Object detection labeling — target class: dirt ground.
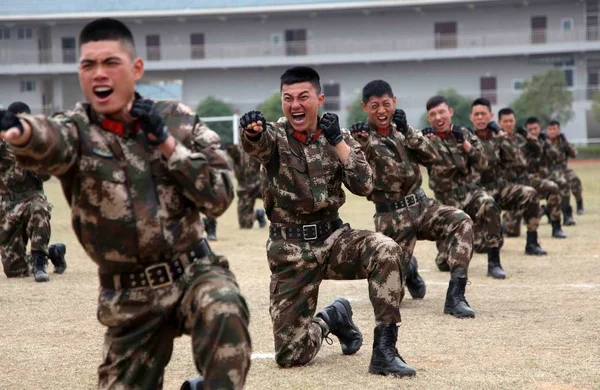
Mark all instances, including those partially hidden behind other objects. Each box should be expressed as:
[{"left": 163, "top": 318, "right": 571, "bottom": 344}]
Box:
[{"left": 1, "top": 164, "right": 598, "bottom": 390}]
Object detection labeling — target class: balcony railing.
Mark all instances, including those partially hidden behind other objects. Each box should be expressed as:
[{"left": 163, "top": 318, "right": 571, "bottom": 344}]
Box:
[{"left": 1, "top": 26, "right": 600, "bottom": 67}]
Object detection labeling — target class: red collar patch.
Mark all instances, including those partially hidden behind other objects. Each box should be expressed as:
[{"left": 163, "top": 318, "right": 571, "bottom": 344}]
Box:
[
  {"left": 436, "top": 131, "right": 452, "bottom": 140},
  {"left": 377, "top": 127, "right": 390, "bottom": 136},
  {"left": 101, "top": 118, "right": 141, "bottom": 136},
  {"left": 476, "top": 129, "right": 493, "bottom": 139},
  {"left": 293, "top": 129, "right": 322, "bottom": 144}
]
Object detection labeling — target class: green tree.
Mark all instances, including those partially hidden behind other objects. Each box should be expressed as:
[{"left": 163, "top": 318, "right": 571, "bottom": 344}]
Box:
[
  {"left": 346, "top": 94, "right": 367, "bottom": 127},
  {"left": 259, "top": 92, "right": 284, "bottom": 122},
  {"left": 419, "top": 88, "right": 472, "bottom": 128},
  {"left": 511, "top": 68, "right": 574, "bottom": 126},
  {"left": 196, "top": 96, "right": 234, "bottom": 145}
]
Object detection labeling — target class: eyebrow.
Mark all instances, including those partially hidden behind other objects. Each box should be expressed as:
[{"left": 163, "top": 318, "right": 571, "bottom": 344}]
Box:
[
  {"left": 79, "top": 56, "right": 122, "bottom": 65},
  {"left": 283, "top": 90, "right": 310, "bottom": 97}
]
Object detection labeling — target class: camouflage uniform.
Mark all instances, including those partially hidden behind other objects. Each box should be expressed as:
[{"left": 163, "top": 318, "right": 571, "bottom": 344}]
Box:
[
  {"left": 474, "top": 129, "right": 542, "bottom": 252},
  {"left": 547, "top": 136, "right": 582, "bottom": 220},
  {"left": 226, "top": 143, "right": 265, "bottom": 228},
  {"left": 0, "top": 140, "right": 52, "bottom": 277},
  {"left": 11, "top": 100, "right": 251, "bottom": 390},
  {"left": 502, "top": 130, "right": 563, "bottom": 236},
  {"left": 241, "top": 117, "right": 404, "bottom": 368},
  {"left": 353, "top": 123, "right": 473, "bottom": 279},
  {"left": 425, "top": 127, "right": 501, "bottom": 263}
]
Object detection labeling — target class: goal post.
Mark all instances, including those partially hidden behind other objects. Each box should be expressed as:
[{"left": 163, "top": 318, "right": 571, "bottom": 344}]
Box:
[{"left": 201, "top": 114, "right": 240, "bottom": 144}]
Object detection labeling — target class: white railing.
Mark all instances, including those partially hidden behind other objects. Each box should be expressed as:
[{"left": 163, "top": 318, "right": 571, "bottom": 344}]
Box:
[{"left": 1, "top": 26, "right": 600, "bottom": 67}]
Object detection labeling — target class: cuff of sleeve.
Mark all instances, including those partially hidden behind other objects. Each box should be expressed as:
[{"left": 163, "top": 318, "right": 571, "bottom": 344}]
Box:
[
  {"left": 9, "top": 116, "right": 40, "bottom": 153},
  {"left": 166, "top": 140, "right": 192, "bottom": 170},
  {"left": 342, "top": 148, "right": 358, "bottom": 171}
]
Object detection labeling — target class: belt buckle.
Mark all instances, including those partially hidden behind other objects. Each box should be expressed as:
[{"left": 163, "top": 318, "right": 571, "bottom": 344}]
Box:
[
  {"left": 144, "top": 263, "right": 173, "bottom": 289},
  {"left": 302, "top": 224, "right": 318, "bottom": 241},
  {"left": 405, "top": 194, "right": 417, "bottom": 207}
]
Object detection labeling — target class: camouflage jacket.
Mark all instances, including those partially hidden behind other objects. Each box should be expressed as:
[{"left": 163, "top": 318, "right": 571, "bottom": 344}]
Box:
[
  {"left": 424, "top": 127, "right": 487, "bottom": 197},
  {"left": 225, "top": 143, "right": 263, "bottom": 192},
  {"left": 503, "top": 130, "right": 541, "bottom": 182},
  {"left": 475, "top": 129, "right": 519, "bottom": 186},
  {"left": 0, "top": 140, "right": 50, "bottom": 195},
  {"left": 546, "top": 136, "right": 577, "bottom": 171},
  {"left": 10, "top": 100, "right": 233, "bottom": 274},
  {"left": 240, "top": 117, "right": 373, "bottom": 224},
  {"left": 352, "top": 122, "right": 437, "bottom": 203}
]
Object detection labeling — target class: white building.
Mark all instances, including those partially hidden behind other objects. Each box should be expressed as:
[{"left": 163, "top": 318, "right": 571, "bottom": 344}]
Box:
[{"left": 1, "top": 0, "right": 599, "bottom": 140}]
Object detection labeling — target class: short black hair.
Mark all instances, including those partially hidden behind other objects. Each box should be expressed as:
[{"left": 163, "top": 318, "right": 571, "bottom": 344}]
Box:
[
  {"left": 471, "top": 97, "right": 492, "bottom": 111},
  {"left": 525, "top": 117, "right": 539, "bottom": 126},
  {"left": 7, "top": 101, "right": 31, "bottom": 114},
  {"left": 79, "top": 18, "right": 136, "bottom": 56},
  {"left": 362, "top": 80, "right": 394, "bottom": 103},
  {"left": 548, "top": 120, "right": 561, "bottom": 127},
  {"left": 280, "top": 66, "right": 321, "bottom": 93},
  {"left": 498, "top": 107, "right": 515, "bottom": 120},
  {"left": 426, "top": 95, "right": 449, "bottom": 112}
]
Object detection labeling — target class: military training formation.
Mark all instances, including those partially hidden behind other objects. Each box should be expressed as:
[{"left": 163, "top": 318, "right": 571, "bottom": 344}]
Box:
[{"left": 0, "top": 17, "right": 589, "bottom": 390}]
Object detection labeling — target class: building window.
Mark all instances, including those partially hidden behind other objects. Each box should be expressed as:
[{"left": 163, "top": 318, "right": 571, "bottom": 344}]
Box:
[
  {"left": 531, "top": 16, "right": 547, "bottom": 44},
  {"left": 62, "top": 37, "right": 76, "bottom": 63},
  {"left": 513, "top": 79, "right": 524, "bottom": 91},
  {"left": 285, "top": 29, "right": 307, "bottom": 56},
  {"left": 190, "top": 33, "right": 205, "bottom": 59},
  {"left": 146, "top": 35, "right": 161, "bottom": 61},
  {"left": 561, "top": 18, "right": 574, "bottom": 32},
  {"left": 588, "top": 72, "right": 599, "bottom": 99},
  {"left": 586, "top": 0, "right": 599, "bottom": 40},
  {"left": 564, "top": 69, "right": 574, "bottom": 87},
  {"left": 434, "top": 22, "right": 457, "bottom": 49},
  {"left": 323, "top": 83, "right": 340, "bottom": 111},
  {"left": 480, "top": 76, "right": 497, "bottom": 105},
  {"left": 20, "top": 80, "right": 36, "bottom": 93},
  {"left": 17, "top": 27, "right": 33, "bottom": 40},
  {"left": 0, "top": 28, "right": 10, "bottom": 40}
]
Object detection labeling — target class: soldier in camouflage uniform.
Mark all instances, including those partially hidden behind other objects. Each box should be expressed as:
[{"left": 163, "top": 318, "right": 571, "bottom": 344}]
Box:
[
  {"left": 0, "top": 102, "right": 67, "bottom": 282},
  {"left": 0, "top": 19, "right": 250, "bottom": 390},
  {"left": 225, "top": 142, "right": 267, "bottom": 229},
  {"left": 469, "top": 98, "right": 547, "bottom": 257},
  {"left": 546, "top": 120, "right": 581, "bottom": 224},
  {"left": 497, "top": 110, "right": 567, "bottom": 239},
  {"left": 423, "top": 95, "right": 506, "bottom": 279},
  {"left": 350, "top": 80, "right": 474, "bottom": 318},
  {"left": 241, "top": 67, "right": 415, "bottom": 378}
]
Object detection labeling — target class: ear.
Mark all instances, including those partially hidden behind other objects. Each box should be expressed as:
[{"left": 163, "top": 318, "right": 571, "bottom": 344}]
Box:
[
  {"left": 392, "top": 96, "right": 397, "bottom": 105},
  {"left": 133, "top": 58, "right": 144, "bottom": 82},
  {"left": 317, "top": 93, "right": 325, "bottom": 107},
  {"left": 360, "top": 101, "right": 368, "bottom": 113},
  {"left": 449, "top": 107, "right": 454, "bottom": 118}
]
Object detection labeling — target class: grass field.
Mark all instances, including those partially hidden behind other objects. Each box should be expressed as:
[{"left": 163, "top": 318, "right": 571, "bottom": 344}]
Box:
[{"left": 1, "top": 164, "right": 599, "bottom": 390}]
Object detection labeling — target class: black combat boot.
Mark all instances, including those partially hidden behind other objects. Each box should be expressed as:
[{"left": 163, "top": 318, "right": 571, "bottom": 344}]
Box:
[
  {"left": 315, "top": 298, "right": 362, "bottom": 355},
  {"left": 31, "top": 251, "right": 50, "bottom": 283},
  {"left": 405, "top": 256, "right": 426, "bottom": 299},
  {"left": 368, "top": 323, "right": 416, "bottom": 378},
  {"left": 48, "top": 243, "right": 67, "bottom": 274},
  {"left": 551, "top": 220, "right": 567, "bottom": 239},
  {"left": 203, "top": 217, "right": 217, "bottom": 241},
  {"left": 436, "top": 261, "right": 450, "bottom": 272},
  {"left": 524, "top": 231, "right": 547, "bottom": 256},
  {"left": 576, "top": 199, "right": 584, "bottom": 215},
  {"left": 541, "top": 204, "right": 551, "bottom": 224},
  {"left": 487, "top": 247, "right": 506, "bottom": 279},
  {"left": 255, "top": 208, "right": 267, "bottom": 228},
  {"left": 180, "top": 376, "right": 204, "bottom": 390},
  {"left": 561, "top": 198, "right": 576, "bottom": 226},
  {"left": 444, "top": 268, "right": 475, "bottom": 318}
]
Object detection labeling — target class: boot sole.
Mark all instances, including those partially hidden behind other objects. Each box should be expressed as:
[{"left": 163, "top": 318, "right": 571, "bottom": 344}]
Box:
[
  {"left": 332, "top": 298, "right": 363, "bottom": 355},
  {"left": 524, "top": 251, "right": 547, "bottom": 256},
  {"left": 486, "top": 273, "right": 506, "bottom": 280},
  {"left": 444, "top": 309, "right": 475, "bottom": 318},
  {"left": 369, "top": 366, "right": 416, "bottom": 378}
]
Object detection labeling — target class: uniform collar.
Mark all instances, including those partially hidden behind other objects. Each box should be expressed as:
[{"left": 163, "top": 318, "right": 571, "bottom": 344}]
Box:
[
  {"left": 436, "top": 130, "right": 452, "bottom": 140},
  {"left": 476, "top": 129, "right": 493, "bottom": 139},
  {"left": 368, "top": 121, "right": 392, "bottom": 136},
  {"left": 286, "top": 118, "right": 322, "bottom": 144},
  {"left": 88, "top": 92, "right": 143, "bottom": 138}
]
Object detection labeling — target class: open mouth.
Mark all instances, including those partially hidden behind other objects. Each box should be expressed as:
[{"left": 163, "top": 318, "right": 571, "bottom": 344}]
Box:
[
  {"left": 93, "top": 86, "right": 113, "bottom": 100},
  {"left": 436, "top": 120, "right": 445, "bottom": 128},
  {"left": 291, "top": 112, "right": 306, "bottom": 123},
  {"left": 377, "top": 115, "right": 388, "bottom": 124}
]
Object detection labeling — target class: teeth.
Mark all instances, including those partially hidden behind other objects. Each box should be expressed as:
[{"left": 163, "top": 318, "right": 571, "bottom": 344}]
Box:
[
  {"left": 94, "top": 87, "right": 112, "bottom": 92},
  {"left": 292, "top": 113, "right": 304, "bottom": 117}
]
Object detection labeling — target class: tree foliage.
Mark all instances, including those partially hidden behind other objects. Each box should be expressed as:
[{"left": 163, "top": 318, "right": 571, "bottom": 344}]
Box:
[
  {"left": 196, "top": 96, "right": 234, "bottom": 145},
  {"left": 346, "top": 94, "right": 367, "bottom": 127},
  {"left": 259, "top": 93, "right": 284, "bottom": 122}
]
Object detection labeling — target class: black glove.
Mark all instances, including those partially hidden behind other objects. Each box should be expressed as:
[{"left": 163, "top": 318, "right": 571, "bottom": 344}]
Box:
[
  {"left": 558, "top": 133, "right": 567, "bottom": 143},
  {"left": 0, "top": 109, "right": 25, "bottom": 135},
  {"left": 487, "top": 121, "right": 502, "bottom": 133},
  {"left": 421, "top": 127, "right": 436, "bottom": 136},
  {"left": 239, "top": 110, "right": 265, "bottom": 137},
  {"left": 319, "top": 113, "right": 343, "bottom": 146},
  {"left": 451, "top": 125, "right": 465, "bottom": 143},
  {"left": 539, "top": 132, "right": 547, "bottom": 140},
  {"left": 130, "top": 99, "right": 168, "bottom": 146},
  {"left": 516, "top": 126, "right": 528, "bottom": 137},
  {"left": 392, "top": 109, "right": 408, "bottom": 134},
  {"left": 349, "top": 121, "right": 369, "bottom": 135}
]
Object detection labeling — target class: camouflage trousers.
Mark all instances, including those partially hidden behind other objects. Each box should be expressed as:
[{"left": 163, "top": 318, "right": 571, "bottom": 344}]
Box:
[
  {"left": 437, "top": 188, "right": 502, "bottom": 252},
  {"left": 564, "top": 167, "right": 583, "bottom": 202},
  {"left": 0, "top": 193, "right": 52, "bottom": 277},
  {"left": 374, "top": 197, "right": 473, "bottom": 279},
  {"left": 97, "top": 255, "right": 251, "bottom": 390},
  {"left": 237, "top": 184, "right": 261, "bottom": 229},
  {"left": 476, "top": 183, "right": 540, "bottom": 249},
  {"left": 267, "top": 223, "right": 403, "bottom": 368},
  {"left": 503, "top": 177, "right": 561, "bottom": 236}
]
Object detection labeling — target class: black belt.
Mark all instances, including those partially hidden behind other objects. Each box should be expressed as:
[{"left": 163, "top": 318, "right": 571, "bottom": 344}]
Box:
[
  {"left": 375, "top": 189, "right": 427, "bottom": 213},
  {"left": 0, "top": 189, "right": 43, "bottom": 202},
  {"left": 269, "top": 218, "right": 343, "bottom": 241},
  {"left": 98, "top": 239, "right": 211, "bottom": 291}
]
